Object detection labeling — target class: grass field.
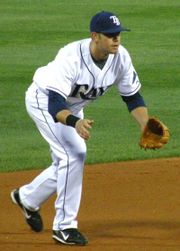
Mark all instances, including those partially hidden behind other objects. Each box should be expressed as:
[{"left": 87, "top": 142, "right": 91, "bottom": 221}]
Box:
[{"left": 0, "top": 0, "right": 180, "bottom": 172}]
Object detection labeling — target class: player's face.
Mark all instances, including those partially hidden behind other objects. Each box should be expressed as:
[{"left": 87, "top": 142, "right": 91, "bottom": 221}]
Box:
[{"left": 97, "top": 32, "right": 121, "bottom": 55}]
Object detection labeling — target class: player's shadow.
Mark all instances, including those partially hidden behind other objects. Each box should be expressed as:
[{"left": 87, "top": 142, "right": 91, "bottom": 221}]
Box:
[{"left": 88, "top": 219, "right": 180, "bottom": 240}]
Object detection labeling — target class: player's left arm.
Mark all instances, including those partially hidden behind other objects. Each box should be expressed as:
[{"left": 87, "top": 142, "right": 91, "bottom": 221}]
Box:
[
  {"left": 130, "top": 106, "right": 149, "bottom": 132},
  {"left": 122, "top": 92, "right": 170, "bottom": 149},
  {"left": 121, "top": 92, "right": 149, "bottom": 131}
]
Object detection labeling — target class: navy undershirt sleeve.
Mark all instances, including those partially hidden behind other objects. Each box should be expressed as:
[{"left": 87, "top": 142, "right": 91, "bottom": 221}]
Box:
[
  {"left": 48, "top": 90, "right": 68, "bottom": 122},
  {"left": 121, "top": 92, "right": 146, "bottom": 112}
]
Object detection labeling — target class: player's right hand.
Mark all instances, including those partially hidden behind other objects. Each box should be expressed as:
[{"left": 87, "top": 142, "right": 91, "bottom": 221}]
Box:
[{"left": 75, "top": 119, "right": 94, "bottom": 140}]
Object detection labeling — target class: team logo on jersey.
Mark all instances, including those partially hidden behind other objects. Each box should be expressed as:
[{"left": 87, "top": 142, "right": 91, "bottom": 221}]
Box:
[
  {"left": 71, "top": 84, "right": 110, "bottom": 100},
  {"left": 110, "top": 16, "right": 120, "bottom": 26}
]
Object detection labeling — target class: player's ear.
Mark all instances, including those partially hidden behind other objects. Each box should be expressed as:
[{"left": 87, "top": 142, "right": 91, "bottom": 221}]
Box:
[{"left": 91, "top": 32, "right": 98, "bottom": 41}]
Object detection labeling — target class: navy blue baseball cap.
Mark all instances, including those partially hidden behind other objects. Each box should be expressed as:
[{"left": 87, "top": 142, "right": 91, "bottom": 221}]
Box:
[{"left": 90, "top": 11, "right": 130, "bottom": 34}]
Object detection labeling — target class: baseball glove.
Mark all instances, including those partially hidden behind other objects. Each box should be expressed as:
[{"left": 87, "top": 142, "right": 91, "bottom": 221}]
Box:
[{"left": 139, "top": 117, "right": 170, "bottom": 150}]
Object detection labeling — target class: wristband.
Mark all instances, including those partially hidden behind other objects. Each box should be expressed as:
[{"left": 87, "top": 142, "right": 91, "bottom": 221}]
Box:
[{"left": 66, "top": 114, "right": 80, "bottom": 128}]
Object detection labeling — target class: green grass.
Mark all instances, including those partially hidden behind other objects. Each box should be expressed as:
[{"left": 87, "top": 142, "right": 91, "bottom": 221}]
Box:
[{"left": 0, "top": 0, "right": 180, "bottom": 172}]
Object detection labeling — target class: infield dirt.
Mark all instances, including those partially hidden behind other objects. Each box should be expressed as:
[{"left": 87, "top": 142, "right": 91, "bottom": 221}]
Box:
[{"left": 1, "top": 157, "right": 180, "bottom": 251}]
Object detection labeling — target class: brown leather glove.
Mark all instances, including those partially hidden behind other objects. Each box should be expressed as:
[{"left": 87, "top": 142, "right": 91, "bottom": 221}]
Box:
[{"left": 139, "top": 117, "right": 170, "bottom": 149}]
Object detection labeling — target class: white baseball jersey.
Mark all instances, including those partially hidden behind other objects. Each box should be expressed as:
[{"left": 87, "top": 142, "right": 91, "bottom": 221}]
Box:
[
  {"left": 33, "top": 38, "right": 141, "bottom": 113},
  {"left": 20, "top": 38, "right": 141, "bottom": 231}
]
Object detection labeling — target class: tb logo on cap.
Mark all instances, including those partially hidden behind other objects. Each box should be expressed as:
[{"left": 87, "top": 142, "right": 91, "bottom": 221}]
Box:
[{"left": 110, "top": 16, "right": 120, "bottom": 26}]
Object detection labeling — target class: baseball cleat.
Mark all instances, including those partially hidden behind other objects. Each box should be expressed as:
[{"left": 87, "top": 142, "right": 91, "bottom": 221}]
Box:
[
  {"left": 10, "top": 188, "right": 43, "bottom": 232},
  {"left": 52, "top": 228, "right": 88, "bottom": 245}
]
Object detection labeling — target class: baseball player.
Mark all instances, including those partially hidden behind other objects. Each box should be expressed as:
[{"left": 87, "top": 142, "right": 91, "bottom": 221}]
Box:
[{"left": 11, "top": 11, "right": 149, "bottom": 245}]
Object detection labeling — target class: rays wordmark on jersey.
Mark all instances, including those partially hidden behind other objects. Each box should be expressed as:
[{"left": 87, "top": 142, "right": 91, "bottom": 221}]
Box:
[{"left": 71, "top": 84, "right": 111, "bottom": 100}]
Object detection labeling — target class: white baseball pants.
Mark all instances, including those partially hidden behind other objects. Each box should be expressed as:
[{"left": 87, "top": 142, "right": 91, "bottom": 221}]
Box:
[{"left": 19, "top": 83, "right": 86, "bottom": 230}]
